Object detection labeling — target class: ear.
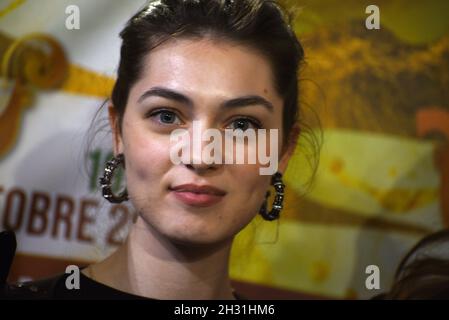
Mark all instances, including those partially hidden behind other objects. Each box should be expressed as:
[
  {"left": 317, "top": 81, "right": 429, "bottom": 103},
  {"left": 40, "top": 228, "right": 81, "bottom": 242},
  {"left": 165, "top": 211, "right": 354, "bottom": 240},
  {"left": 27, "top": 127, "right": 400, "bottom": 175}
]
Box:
[
  {"left": 278, "top": 123, "right": 300, "bottom": 174},
  {"left": 108, "top": 105, "right": 124, "bottom": 155}
]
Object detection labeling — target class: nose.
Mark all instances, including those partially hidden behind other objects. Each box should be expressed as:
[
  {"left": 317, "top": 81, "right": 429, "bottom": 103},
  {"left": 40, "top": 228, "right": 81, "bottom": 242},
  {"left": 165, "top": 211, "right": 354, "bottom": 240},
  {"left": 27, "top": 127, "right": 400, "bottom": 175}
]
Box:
[
  {"left": 182, "top": 120, "right": 223, "bottom": 174},
  {"left": 184, "top": 162, "right": 218, "bottom": 173},
  {"left": 183, "top": 141, "right": 221, "bottom": 174}
]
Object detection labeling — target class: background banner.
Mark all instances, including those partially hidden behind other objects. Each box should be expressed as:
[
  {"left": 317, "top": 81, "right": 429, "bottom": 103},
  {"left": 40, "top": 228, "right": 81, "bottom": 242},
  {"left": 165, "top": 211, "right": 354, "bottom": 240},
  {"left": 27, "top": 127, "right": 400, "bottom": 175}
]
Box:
[{"left": 1, "top": 0, "right": 448, "bottom": 299}]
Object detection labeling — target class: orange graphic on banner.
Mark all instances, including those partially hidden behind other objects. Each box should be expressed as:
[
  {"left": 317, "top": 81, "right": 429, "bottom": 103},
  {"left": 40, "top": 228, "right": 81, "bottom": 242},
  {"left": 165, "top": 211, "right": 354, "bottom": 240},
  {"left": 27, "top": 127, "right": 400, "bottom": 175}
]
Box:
[
  {"left": 0, "top": 32, "right": 114, "bottom": 159},
  {"left": 0, "top": 83, "right": 32, "bottom": 157},
  {"left": 416, "top": 107, "right": 449, "bottom": 227}
]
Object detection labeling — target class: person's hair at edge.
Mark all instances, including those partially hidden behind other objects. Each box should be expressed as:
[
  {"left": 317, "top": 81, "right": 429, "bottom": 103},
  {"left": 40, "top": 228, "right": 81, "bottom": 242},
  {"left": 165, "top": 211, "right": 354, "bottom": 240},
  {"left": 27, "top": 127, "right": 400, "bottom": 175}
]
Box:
[
  {"left": 79, "top": 0, "right": 320, "bottom": 300},
  {"left": 378, "top": 229, "right": 449, "bottom": 299}
]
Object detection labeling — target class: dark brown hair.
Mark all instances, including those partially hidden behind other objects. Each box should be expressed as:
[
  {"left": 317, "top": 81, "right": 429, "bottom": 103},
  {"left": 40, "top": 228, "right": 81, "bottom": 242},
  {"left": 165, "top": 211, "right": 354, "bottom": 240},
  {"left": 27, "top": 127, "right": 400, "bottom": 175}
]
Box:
[
  {"left": 111, "top": 0, "right": 304, "bottom": 145},
  {"left": 381, "top": 229, "right": 449, "bottom": 299}
]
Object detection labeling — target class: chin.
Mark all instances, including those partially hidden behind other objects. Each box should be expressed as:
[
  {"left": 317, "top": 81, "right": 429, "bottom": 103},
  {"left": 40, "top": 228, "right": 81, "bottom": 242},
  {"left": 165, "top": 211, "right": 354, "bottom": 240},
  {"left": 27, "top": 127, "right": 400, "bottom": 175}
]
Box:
[
  {"left": 157, "top": 215, "right": 236, "bottom": 247},
  {"left": 169, "top": 233, "right": 228, "bottom": 247},
  {"left": 136, "top": 202, "right": 250, "bottom": 247}
]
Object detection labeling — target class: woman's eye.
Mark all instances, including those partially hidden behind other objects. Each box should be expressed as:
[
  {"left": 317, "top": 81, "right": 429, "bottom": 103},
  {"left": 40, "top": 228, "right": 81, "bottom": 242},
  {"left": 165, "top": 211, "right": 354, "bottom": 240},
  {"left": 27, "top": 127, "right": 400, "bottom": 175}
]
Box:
[
  {"left": 227, "top": 117, "right": 262, "bottom": 131},
  {"left": 149, "top": 110, "right": 182, "bottom": 125}
]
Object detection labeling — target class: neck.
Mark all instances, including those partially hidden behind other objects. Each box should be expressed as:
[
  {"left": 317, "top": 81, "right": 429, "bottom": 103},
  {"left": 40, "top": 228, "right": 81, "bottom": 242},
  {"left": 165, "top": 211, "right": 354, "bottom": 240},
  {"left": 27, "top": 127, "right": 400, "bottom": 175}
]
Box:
[{"left": 89, "top": 216, "right": 236, "bottom": 300}]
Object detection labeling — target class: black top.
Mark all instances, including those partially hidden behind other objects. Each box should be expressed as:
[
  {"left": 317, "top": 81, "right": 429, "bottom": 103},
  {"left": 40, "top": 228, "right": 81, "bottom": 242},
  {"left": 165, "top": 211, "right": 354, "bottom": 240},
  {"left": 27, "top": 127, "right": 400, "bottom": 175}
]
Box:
[{"left": 1, "top": 271, "right": 245, "bottom": 300}]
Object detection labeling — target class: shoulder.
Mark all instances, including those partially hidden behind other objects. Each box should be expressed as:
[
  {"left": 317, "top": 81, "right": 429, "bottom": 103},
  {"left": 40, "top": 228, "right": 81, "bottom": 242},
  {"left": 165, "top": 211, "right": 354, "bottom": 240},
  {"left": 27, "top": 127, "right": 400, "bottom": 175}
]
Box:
[{"left": 1, "top": 274, "right": 66, "bottom": 300}]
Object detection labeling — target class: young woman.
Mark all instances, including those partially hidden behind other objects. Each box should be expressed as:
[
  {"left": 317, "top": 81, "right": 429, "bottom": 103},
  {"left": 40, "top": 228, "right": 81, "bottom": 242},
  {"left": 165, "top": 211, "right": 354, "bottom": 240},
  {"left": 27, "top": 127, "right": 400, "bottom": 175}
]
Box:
[{"left": 1, "top": 0, "right": 305, "bottom": 299}]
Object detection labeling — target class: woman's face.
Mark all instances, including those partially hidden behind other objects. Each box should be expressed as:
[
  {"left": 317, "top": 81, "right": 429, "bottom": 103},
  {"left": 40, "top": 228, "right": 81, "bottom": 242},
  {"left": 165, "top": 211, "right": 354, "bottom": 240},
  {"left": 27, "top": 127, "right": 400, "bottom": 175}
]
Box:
[{"left": 111, "top": 38, "right": 293, "bottom": 246}]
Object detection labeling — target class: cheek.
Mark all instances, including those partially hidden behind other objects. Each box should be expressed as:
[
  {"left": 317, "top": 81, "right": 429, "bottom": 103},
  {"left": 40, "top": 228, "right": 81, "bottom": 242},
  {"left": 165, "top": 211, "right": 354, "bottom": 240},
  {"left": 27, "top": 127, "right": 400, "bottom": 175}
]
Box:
[
  {"left": 122, "top": 126, "right": 172, "bottom": 189},
  {"left": 232, "top": 165, "right": 270, "bottom": 207},
  {"left": 223, "top": 166, "right": 270, "bottom": 235}
]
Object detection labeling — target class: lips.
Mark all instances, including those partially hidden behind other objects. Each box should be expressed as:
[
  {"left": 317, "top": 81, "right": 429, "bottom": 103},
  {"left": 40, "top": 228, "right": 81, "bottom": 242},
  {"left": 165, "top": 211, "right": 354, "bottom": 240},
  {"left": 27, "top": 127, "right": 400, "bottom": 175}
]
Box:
[
  {"left": 169, "top": 184, "right": 226, "bottom": 196},
  {"left": 169, "top": 183, "right": 226, "bottom": 207}
]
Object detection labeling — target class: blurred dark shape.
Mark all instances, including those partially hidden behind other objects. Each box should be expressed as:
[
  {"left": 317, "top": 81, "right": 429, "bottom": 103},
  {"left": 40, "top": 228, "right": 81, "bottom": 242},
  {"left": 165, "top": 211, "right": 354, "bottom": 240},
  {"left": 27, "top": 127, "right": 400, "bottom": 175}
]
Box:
[{"left": 0, "top": 230, "right": 16, "bottom": 285}]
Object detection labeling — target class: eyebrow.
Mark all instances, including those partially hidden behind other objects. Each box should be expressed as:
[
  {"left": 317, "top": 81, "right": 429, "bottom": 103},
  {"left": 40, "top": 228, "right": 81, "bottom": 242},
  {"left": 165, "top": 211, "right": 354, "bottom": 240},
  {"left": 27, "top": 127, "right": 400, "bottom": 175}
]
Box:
[{"left": 137, "top": 86, "right": 274, "bottom": 112}]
